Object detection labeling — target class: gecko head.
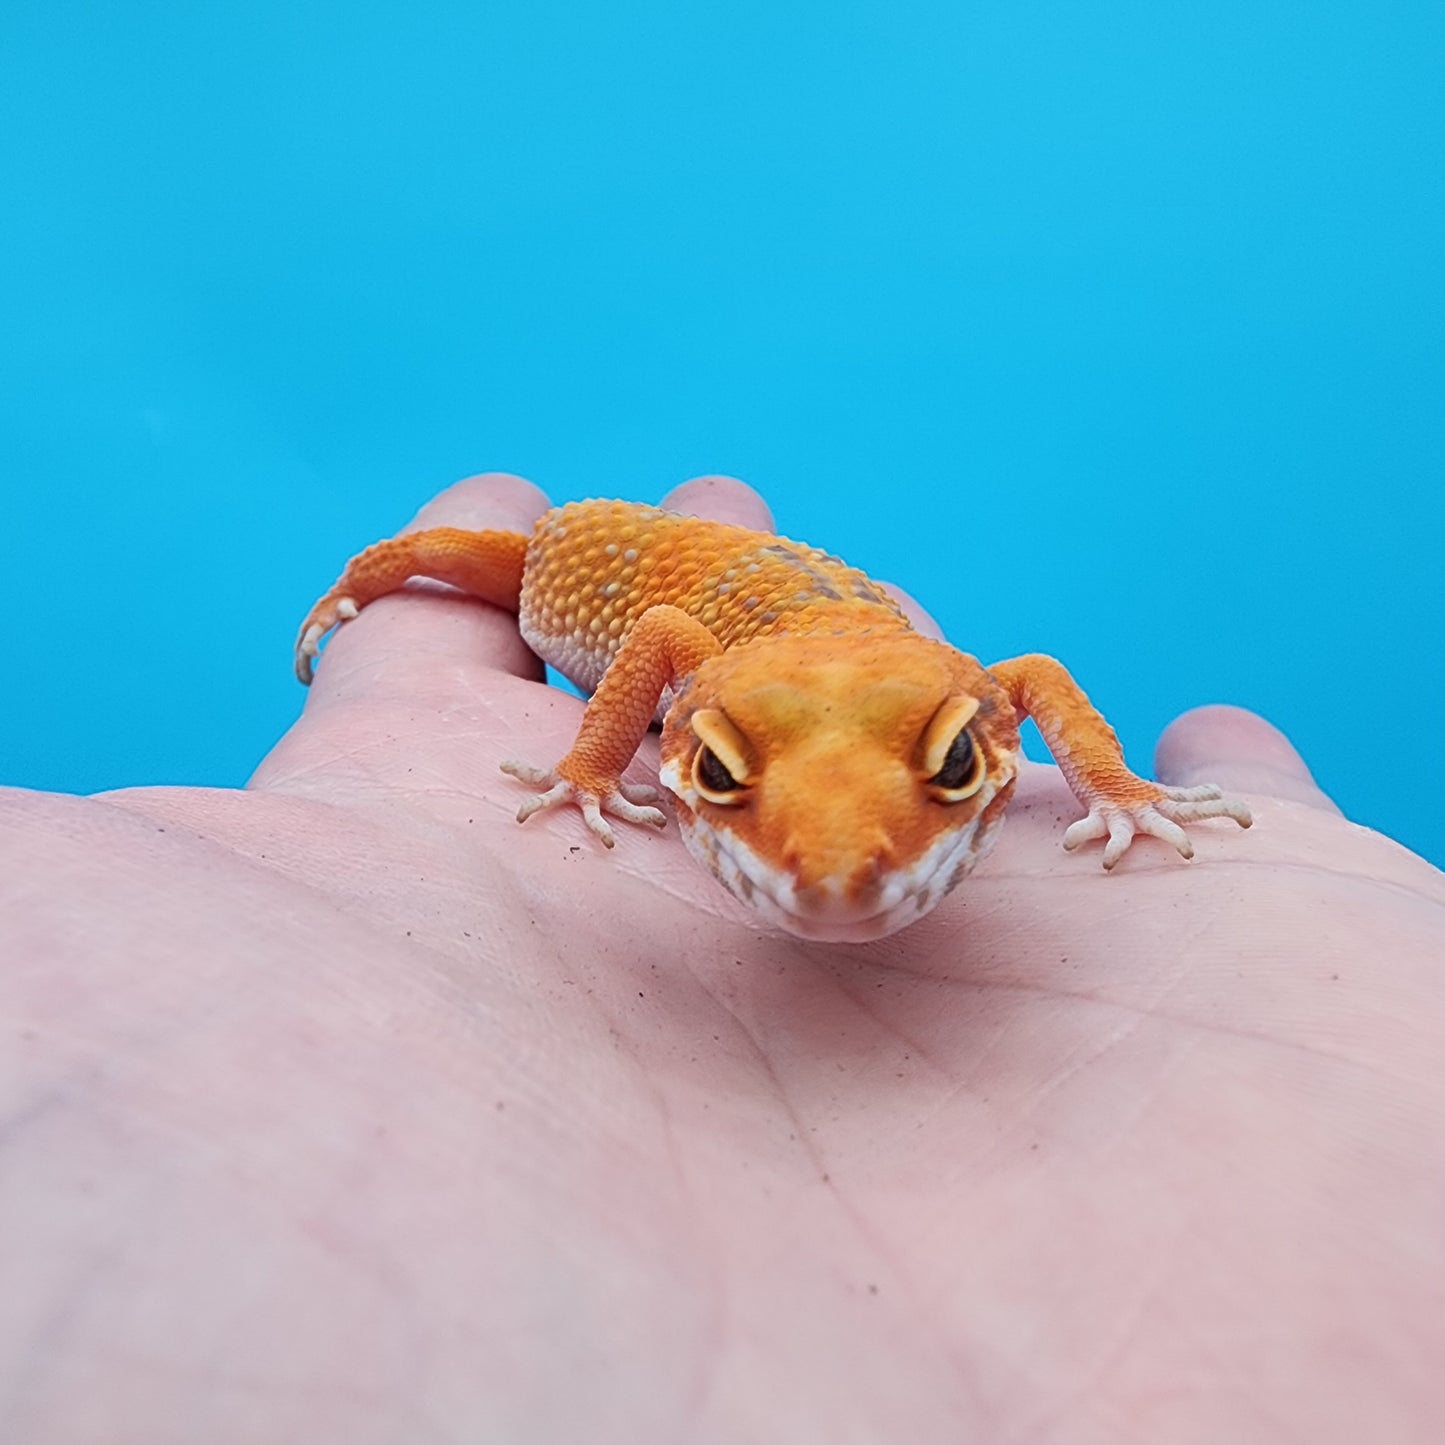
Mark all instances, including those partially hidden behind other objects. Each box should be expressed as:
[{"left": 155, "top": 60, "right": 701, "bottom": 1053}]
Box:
[{"left": 658, "top": 631, "right": 1021, "bottom": 942}]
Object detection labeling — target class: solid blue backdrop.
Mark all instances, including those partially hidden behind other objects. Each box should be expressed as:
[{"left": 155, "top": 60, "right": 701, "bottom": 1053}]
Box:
[{"left": 3, "top": 1, "right": 1442, "bottom": 865}]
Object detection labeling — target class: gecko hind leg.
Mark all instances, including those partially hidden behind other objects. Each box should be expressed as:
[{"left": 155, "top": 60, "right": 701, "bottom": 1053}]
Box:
[{"left": 295, "top": 526, "right": 530, "bottom": 684}]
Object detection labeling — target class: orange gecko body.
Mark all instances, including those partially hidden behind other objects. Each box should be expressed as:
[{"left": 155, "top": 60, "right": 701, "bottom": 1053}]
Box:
[{"left": 296, "top": 499, "right": 1251, "bottom": 941}]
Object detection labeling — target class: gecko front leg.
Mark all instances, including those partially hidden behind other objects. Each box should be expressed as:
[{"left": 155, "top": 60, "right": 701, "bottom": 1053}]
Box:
[
  {"left": 502, "top": 604, "right": 723, "bottom": 847},
  {"left": 989, "top": 654, "right": 1253, "bottom": 869}
]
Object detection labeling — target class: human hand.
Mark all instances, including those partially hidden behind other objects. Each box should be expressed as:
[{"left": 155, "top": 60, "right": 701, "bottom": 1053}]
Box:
[{"left": 4, "top": 474, "right": 1442, "bottom": 1443}]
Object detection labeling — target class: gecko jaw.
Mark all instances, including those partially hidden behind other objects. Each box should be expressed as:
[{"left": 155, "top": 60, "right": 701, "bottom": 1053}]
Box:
[{"left": 662, "top": 758, "right": 1011, "bottom": 942}]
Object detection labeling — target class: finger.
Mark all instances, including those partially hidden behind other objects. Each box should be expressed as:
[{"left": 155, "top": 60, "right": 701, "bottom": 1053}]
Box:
[
  {"left": 305, "top": 473, "right": 549, "bottom": 704},
  {"left": 1155, "top": 704, "right": 1342, "bottom": 814},
  {"left": 877, "top": 581, "right": 945, "bottom": 641},
  {"left": 662, "top": 474, "right": 775, "bottom": 530},
  {"left": 660, "top": 476, "right": 945, "bottom": 640}
]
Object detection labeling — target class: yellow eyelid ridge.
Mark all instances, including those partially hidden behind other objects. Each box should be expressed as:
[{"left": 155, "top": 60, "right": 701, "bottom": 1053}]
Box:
[
  {"left": 920, "top": 695, "right": 982, "bottom": 778},
  {"left": 690, "top": 708, "right": 754, "bottom": 785}
]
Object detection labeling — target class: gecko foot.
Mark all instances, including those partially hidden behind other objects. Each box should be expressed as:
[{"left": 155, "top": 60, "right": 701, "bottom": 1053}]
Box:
[
  {"left": 294, "top": 596, "right": 360, "bottom": 685},
  {"left": 499, "top": 761, "right": 666, "bottom": 848},
  {"left": 1063, "top": 784, "right": 1253, "bottom": 870}
]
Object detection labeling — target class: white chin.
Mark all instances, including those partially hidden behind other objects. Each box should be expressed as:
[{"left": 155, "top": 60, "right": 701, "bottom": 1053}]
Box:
[
  {"left": 769, "top": 898, "right": 943, "bottom": 944},
  {"left": 677, "top": 814, "right": 994, "bottom": 945}
]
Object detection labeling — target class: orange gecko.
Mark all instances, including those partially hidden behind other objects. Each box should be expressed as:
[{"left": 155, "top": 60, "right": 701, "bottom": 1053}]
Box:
[{"left": 296, "top": 499, "right": 1252, "bottom": 942}]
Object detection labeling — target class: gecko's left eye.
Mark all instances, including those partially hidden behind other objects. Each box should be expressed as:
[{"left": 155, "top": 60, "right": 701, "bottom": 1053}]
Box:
[
  {"left": 690, "top": 708, "right": 753, "bottom": 806},
  {"left": 928, "top": 728, "right": 985, "bottom": 799},
  {"left": 921, "top": 695, "right": 987, "bottom": 802}
]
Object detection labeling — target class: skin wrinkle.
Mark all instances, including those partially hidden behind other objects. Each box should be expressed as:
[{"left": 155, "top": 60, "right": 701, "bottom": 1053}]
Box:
[
  {"left": 825, "top": 962, "right": 964, "bottom": 1087},
  {"left": 620, "top": 966, "right": 842, "bottom": 1423},
  {"left": 92, "top": 802, "right": 565, "bottom": 1099},
  {"left": 647, "top": 1141, "right": 730, "bottom": 1433},
  {"left": 103, "top": 1350, "right": 440, "bottom": 1439},
  {"left": 97, "top": 793, "right": 525, "bottom": 1001},
  {"left": 996, "top": 1213, "right": 1194, "bottom": 1445},
  {"left": 53, "top": 867, "right": 661, "bottom": 1433},
  {"left": 694, "top": 979, "right": 992, "bottom": 1416},
  {"left": 3, "top": 1077, "right": 273, "bottom": 1427},
  {"left": 1005, "top": 1129, "right": 1345, "bottom": 1445},
  {"left": 1201, "top": 852, "right": 1445, "bottom": 908},
  {"left": 957, "top": 974, "right": 1424, "bottom": 1090},
  {"left": 0, "top": 1243, "right": 126, "bottom": 1439},
  {"left": 0, "top": 1084, "right": 74, "bottom": 1153},
  {"left": 995, "top": 1012, "right": 1162, "bottom": 1163},
  {"left": 253, "top": 1182, "right": 453, "bottom": 1426},
  {"left": 562, "top": 988, "right": 727, "bottom": 1428}
]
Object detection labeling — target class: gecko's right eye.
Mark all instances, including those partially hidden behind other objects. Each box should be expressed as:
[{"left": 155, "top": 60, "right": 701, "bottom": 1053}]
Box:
[{"left": 689, "top": 708, "right": 753, "bottom": 805}]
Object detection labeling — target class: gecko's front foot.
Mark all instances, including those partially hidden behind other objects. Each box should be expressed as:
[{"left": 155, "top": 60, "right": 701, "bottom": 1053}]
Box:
[
  {"left": 499, "top": 760, "right": 667, "bottom": 848},
  {"left": 1063, "top": 783, "right": 1253, "bottom": 870}
]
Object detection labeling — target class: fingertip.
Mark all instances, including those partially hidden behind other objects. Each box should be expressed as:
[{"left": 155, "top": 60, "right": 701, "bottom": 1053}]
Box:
[
  {"left": 406, "top": 471, "right": 551, "bottom": 534},
  {"left": 877, "top": 581, "right": 945, "bottom": 641},
  {"left": 1155, "top": 704, "right": 1341, "bottom": 814},
  {"left": 662, "top": 475, "right": 775, "bottom": 531}
]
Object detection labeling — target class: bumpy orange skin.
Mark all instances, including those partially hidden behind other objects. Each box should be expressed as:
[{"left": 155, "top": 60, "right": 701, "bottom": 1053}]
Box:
[
  {"left": 516, "top": 501, "right": 911, "bottom": 702},
  {"left": 296, "top": 498, "right": 1252, "bottom": 940}
]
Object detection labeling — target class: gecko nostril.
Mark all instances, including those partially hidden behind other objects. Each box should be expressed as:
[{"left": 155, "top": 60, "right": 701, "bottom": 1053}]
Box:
[{"left": 848, "top": 853, "right": 890, "bottom": 904}]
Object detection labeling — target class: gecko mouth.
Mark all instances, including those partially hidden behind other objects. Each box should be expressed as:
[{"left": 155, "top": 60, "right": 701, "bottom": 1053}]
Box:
[{"left": 679, "top": 814, "right": 995, "bottom": 944}]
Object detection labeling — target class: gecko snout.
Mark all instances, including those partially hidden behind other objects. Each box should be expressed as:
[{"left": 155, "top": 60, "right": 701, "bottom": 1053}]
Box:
[{"left": 780, "top": 821, "right": 897, "bottom": 903}]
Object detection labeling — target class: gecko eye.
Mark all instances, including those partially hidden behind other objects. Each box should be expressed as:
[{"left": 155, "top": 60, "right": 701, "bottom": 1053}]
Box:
[
  {"left": 928, "top": 728, "right": 985, "bottom": 800},
  {"left": 694, "top": 746, "right": 746, "bottom": 803},
  {"left": 689, "top": 708, "right": 753, "bottom": 806},
  {"left": 921, "top": 695, "right": 987, "bottom": 802}
]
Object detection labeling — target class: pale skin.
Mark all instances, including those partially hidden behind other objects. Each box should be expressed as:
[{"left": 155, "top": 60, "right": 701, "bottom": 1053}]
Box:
[{"left": 3, "top": 474, "right": 1443, "bottom": 1445}]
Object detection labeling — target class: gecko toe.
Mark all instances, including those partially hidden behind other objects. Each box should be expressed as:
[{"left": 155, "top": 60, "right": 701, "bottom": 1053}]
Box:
[
  {"left": 604, "top": 795, "right": 667, "bottom": 829},
  {"left": 293, "top": 598, "right": 359, "bottom": 685},
  {"left": 1062, "top": 812, "right": 1110, "bottom": 851},
  {"left": 501, "top": 762, "right": 663, "bottom": 845},
  {"left": 500, "top": 759, "right": 557, "bottom": 785},
  {"left": 579, "top": 799, "right": 617, "bottom": 847}
]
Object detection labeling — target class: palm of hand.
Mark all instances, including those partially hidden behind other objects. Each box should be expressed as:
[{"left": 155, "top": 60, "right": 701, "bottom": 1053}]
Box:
[{"left": 5, "top": 475, "right": 1442, "bottom": 1443}]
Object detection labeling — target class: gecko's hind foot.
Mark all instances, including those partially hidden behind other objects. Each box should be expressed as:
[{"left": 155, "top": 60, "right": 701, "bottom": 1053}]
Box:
[
  {"left": 499, "top": 760, "right": 666, "bottom": 848},
  {"left": 294, "top": 596, "right": 359, "bottom": 684},
  {"left": 1063, "top": 784, "right": 1253, "bottom": 870}
]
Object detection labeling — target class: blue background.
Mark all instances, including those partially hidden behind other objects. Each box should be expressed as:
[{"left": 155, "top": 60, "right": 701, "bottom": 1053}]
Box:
[{"left": 3, "top": 1, "right": 1442, "bottom": 866}]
